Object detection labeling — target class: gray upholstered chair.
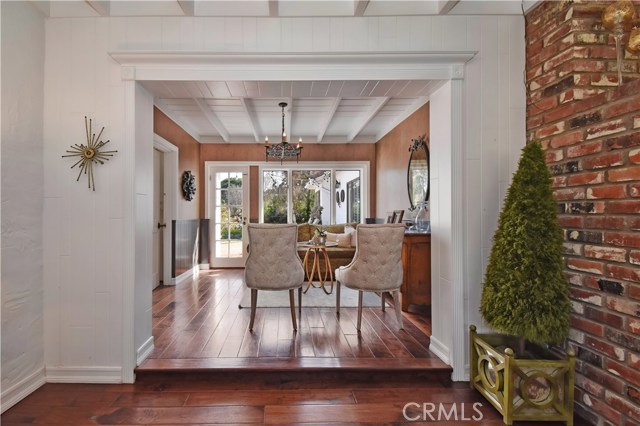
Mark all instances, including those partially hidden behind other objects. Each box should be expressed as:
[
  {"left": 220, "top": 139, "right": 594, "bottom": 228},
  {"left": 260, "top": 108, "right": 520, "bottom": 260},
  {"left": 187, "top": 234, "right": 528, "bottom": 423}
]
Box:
[
  {"left": 244, "top": 224, "right": 304, "bottom": 332},
  {"left": 335, "top": 224, "right": 405, "bottom": 332}
]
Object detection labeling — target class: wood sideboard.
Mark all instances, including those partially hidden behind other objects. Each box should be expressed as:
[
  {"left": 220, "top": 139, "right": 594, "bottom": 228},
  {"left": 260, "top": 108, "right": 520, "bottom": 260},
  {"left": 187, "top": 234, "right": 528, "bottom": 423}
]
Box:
[{"left": 401, "top": 232, "right": 431, "bottom": 311}]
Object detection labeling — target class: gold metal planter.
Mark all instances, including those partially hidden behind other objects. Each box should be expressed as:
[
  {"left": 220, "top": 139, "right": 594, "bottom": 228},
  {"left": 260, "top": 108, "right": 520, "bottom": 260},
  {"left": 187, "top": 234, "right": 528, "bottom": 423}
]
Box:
[{"left": 469, "top": 325, "right": 575, "bottom": 425}]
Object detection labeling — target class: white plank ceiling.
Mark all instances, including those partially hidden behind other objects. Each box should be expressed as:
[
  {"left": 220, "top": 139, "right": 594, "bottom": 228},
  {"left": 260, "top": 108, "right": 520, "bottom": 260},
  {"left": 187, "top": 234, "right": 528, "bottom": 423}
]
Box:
[{"left": 143, "top": 79, "right": 444, "bottom": 143}]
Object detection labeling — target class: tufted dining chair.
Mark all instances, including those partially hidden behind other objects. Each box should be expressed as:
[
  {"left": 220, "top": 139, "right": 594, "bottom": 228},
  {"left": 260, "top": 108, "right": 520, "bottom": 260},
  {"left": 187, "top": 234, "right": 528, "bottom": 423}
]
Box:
[
  {"left": 335, "top": 223, "right": 406, "bottom": 332},
  {"left": 245, "top": 224, "right": 304, "bottom": 332}
]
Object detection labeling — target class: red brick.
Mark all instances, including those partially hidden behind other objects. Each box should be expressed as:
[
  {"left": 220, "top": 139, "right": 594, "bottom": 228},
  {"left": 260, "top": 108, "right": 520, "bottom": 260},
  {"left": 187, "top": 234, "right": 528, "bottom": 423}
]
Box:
[
  {"left": 582, "top": 152, "right": 624, "bottom": 170},
  {"left": 629, "top": 352, "right": 640, "bottom": 369},
  {"left": 605, "top": 132, "right": 640, "bottom": 150},
  {"left": 527, "top": 64, "right": 543, "bottom": 81},
  {"left": 536, "top": 121, "right": 565, "bottom": 139},
  {"left": 604, "top": 390, "right": 640, "bottom": 420},
  {"left": 590, "top": 45, "right": 617, "bottom": 59},
  {"left": 586, "top": 184, "right": 627, "bottom": 199},
  {"left": 530, "top": 72, "right": 560, "bottom": 91},
  {"left": 629, "top": 148, "right": 640, "bottom": 164},
  {"left": 527, "top": 114, "right": 544, "bottom": 130},
  {"left": 606, "top": 359, "right": 640, "bottom": 387},
  {"left": 584, "top": 306, "right": 625, "bottom": 329},
  {"left": 546, "top": 149, "right": 564, "bottom": 163},
  {"left": 605, "top": 232, "right": 640, "bottom": 248},
  {"left": 543, "top": 102, "right": 578, "bottom": 123},
  {"left": 584, "top": 245, "right": 627, "bottom": 262},
  {"left": 631, "top": 250, "right": 640, "bottom": 265},
  {"left": 603, "top": 97, "right": 640, "bottom": 119},
  {"left": 568, "top": 258, "right": 604, "bottom": 274},
  {"left": 631, "top": 183, "right": 640, "bottom": 198},
  {"left": 567, "top": 141, "right": 603, "bottom": 158},
  {"left": 572, "top": 315, "right": 605, "bottom": 336},
  {"left": 549, "top": 129, "right": 584, "bottom": 148},
  {"left": 584, "top": 216, "right": 626, "bottom": 230},
  {"left": 606, "top": 264, "right": 640, "bottom": 283},
  {"left": 592, "top": 73, "right": 620, "bottom": 86},
  {"left": 630, "top": 319, "right": 640, "bottom": 335},
  {"left": 607, "top": 296, "right": 640, "bottom": 316},
  {"left": 559, "top": 215, "right": 583, "bottom": 228},
  {"left": 608, "top": 166, "right": 640, "bottom": 183},
  {"left": 609, "top": 78, "right": 640, "bottom": 101},
  {"left": 576, "top": 374, "right": 605, "bottom": 397},
  {"left": 567, "top": 171, "right": 604, "bottom": 186},
  {"left": 581, "top": 362, "right": 626, "bottom": 394},
  {"left": 574, "top": 73, "right": 590, "bottom": 86},
  {"left": 552, "top": 175, "right": 568, "bottom": 188},
  {"left": 543, "top": 46, "right": 577, "bottom": 72},
  {"left": 629, "top": 284, "right": 640, "bottom": 300},
  {"left": 555, "top": 187, "right": 585, "bottom": 200},
  {"left": 543, "top": 19, "right": 572, "bottom": 47},
  {"left": 586, "top": 119, "right": 626, "bottom": 140},
  {"left": 585, "top": 397, "right": 623, "bottom": 425},
  {"left": 559, "top": 88, "right": 575, "bottom": 103},
  {"left": 585, "top": 335, "right": 625, "bottom": 361},
  {"left": 571, "top": 286, "right": 603, "bottom": 306},
  {"left": 607, "top": 200, "right": 640, "bottom": 214},
  {"left": 531, "top": 95, "right": 559, "bottom": 113}
]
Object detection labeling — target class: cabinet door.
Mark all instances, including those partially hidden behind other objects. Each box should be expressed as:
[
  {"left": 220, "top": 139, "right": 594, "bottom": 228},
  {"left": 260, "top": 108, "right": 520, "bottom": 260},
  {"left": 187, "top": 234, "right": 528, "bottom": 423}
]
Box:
[{"left": 401, "top": 234, "right": 431, "bottom": 310}]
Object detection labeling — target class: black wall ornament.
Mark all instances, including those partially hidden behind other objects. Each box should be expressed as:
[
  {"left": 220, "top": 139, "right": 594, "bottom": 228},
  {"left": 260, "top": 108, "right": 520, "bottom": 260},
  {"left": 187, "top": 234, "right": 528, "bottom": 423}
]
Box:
[{"left": 182, "top": 171, "right": 196, "bottom": 201}]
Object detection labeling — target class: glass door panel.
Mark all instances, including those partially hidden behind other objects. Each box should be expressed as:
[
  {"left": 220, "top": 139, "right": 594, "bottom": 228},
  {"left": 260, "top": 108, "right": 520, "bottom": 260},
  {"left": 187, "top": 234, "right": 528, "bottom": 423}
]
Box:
[{"left": 211, "top": 168, "right": 249, "bottom": 267}]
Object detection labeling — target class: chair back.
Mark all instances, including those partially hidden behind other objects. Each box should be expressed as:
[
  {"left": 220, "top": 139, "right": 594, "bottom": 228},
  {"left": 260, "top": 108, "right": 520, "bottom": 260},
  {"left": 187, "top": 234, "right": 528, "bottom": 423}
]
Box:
[
  {"left": 245, "top": 224, "right": 304, "bottom": 290},
  {"left": 348, "top": 224, "right": 405, "bottom": 291}
]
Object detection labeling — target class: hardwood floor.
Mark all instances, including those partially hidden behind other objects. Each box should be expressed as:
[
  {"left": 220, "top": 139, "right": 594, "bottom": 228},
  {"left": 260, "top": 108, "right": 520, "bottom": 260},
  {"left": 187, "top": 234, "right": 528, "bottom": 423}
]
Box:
[{"left": 1, "top": 270, "right": 583, "bottom": 425}]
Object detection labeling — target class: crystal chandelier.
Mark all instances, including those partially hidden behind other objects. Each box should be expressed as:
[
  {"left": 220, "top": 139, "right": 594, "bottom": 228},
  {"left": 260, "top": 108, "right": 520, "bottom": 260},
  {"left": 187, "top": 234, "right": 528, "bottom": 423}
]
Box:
[{"left": 264, "top": 102, "right": 303, "bottom": 163}]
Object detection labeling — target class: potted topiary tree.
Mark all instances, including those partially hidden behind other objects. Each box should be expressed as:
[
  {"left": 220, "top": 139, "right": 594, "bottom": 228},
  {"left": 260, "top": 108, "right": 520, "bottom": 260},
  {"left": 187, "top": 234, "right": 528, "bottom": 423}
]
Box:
[{"left": 470, "top": 141, "right": 575, "bottom": 425}]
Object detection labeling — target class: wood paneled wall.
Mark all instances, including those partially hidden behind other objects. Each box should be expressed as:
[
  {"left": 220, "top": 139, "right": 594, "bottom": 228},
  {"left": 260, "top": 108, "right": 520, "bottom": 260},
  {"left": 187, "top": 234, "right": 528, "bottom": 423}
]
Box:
[
  {"left": 200, "top": 143, "right": 377, "bottom": 219},
  {"left": 375, "top": 104, "right": 430, "bottom": 219},
  {"left": 154, "top": 108, "right": 201, "bottom": 220}
]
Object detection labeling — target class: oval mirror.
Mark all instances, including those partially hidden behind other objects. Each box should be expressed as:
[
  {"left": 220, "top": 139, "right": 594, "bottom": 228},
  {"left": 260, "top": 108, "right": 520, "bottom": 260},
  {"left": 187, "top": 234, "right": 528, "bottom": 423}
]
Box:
[{"left": 407, "top": 135, "right": 430, "bottom": 210}]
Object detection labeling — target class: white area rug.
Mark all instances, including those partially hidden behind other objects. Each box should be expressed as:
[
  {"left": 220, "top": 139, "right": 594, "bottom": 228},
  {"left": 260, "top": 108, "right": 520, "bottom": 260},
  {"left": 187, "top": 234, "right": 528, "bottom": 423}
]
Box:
[{"left": 238, "top": 284, "right": 380, "bottom": 309}]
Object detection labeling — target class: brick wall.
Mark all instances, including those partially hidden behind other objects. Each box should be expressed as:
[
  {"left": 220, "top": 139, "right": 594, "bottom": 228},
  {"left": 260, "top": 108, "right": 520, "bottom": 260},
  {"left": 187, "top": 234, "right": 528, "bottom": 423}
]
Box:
[{"left": 526, "top": 2, "right": 640, "bottom": 425}]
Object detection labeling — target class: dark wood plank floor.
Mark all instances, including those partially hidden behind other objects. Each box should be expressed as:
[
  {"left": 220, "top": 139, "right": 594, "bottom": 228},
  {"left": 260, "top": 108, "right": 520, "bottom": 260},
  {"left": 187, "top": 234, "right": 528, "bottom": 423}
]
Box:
[{"left": 146, "top": 269, "right": 436, "bottom": 362}]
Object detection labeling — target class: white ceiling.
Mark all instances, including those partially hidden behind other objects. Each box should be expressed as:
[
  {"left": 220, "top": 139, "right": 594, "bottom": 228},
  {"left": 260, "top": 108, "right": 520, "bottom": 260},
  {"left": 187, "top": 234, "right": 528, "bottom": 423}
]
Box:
[
  {"left": 37, "top": 0, "right": 538, "bottom": 144},
  {"left": 143, "top": 79, "right": 444, "bottom": 143}
]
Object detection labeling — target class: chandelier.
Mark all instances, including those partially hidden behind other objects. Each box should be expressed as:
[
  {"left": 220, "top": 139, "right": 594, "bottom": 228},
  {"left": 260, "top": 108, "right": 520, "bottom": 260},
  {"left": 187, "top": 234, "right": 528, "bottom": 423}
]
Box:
[{"left": 264, "top": 102, "right": 303, "bottom": 163}]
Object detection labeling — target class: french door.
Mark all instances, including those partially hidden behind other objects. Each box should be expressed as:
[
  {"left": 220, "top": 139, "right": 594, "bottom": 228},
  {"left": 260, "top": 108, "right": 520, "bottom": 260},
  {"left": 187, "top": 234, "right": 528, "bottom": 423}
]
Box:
[{"left": 209, "top": 166, "right": 249, "bottom": 268}]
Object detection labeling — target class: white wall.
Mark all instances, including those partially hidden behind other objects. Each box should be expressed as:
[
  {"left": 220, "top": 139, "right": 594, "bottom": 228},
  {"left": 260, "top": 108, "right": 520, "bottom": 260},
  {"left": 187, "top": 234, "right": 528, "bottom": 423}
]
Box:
[
  {"left": 39, "top": 14, "right": 524, "bottom": 388},
  {"left": 1, "top": 1, "right": 46, "bottom": 412}
]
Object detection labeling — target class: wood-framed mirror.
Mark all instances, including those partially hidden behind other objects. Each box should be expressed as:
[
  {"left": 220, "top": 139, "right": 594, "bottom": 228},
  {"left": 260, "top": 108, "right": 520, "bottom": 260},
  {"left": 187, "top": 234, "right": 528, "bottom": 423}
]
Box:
[{"left": 407, "top": 135, "right": 430, "bottom": 210}]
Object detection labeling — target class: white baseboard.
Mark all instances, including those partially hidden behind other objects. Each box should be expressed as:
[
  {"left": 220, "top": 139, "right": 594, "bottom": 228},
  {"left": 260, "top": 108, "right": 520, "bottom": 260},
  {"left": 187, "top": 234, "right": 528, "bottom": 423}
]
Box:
[
  {"left": 45, "top": 366, "right": 122, "bottom": 383},
  {"left": 199, "top": 263, "right": 210, "bottom": 270},
  {"left": 136, "top": 336, "right": 154, "bottom": 366},
  {"left": 429, "top": 335, "right": 451, "bottom": 366},
  {"left": 1, "top": 367, "right": 46, "bottom": 413},
  {"left": 169, "top": 265, "right": 199, "bottom": 285}
]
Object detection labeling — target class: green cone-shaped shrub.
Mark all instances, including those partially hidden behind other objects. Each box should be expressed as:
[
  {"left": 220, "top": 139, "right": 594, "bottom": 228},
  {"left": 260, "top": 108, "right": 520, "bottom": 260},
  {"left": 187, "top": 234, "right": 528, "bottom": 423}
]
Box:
[{"left": 480, "top": 141, "right": 570, "bottom": 344}]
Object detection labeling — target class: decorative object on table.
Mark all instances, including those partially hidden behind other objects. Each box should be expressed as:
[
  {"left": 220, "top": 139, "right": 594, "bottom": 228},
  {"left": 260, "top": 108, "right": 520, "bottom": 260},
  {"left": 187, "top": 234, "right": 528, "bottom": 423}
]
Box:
[
  {"left": 407, "top": 134, "right": 430, "bottom": 210},
  {"left": 264, "top": 102, "right": 303, "bottom": 163},
  {"left": 312, "top": 227, "right": 327, "bottom": 245},
  {"left": 62, "top": 116, "right": 117, "bottom": 191},
  {"left": 471, "top": 141, "right": 574, "bottom": 425},
  {"left": 392, "top": 209, "right": 404, "bottom": 224},
  {"left": 413, "top": 201, "right": 429, "bottom": 232},
  {"left": 601, "top": 0, "right": 637, "bottom": 85},
  {"left": 182, "top": 171, "right": 196, "bottom": 201}
]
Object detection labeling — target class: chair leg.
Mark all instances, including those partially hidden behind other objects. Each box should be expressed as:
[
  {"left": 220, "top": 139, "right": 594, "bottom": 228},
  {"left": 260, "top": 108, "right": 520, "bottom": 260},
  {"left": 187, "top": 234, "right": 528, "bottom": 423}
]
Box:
[
  {"left": 381, "top": 291, "right": 386, "bottom": 312},
  {"left": 392, "top": 290, "right": 403, "bottom": 329},
  {"left": 249, "top": 289, "right": 258, "bottom": 332},
  {"left": 357, "top": 290, "right": 363, "bottom": 333},
  {"left": 336, "top": 281, "right": 341, "bottom": 316},
  {"left": 298, "top": 287, "right": 302, "bottom": 314},
  {"left": 289, "top": 289, "right": 297, "bottom": 332}
]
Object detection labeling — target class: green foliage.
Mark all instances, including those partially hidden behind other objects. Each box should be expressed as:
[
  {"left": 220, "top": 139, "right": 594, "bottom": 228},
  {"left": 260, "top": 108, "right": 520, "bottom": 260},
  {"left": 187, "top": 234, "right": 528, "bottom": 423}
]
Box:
[{"left": 480, "top": 142, "right": 570, "bottom": 344}]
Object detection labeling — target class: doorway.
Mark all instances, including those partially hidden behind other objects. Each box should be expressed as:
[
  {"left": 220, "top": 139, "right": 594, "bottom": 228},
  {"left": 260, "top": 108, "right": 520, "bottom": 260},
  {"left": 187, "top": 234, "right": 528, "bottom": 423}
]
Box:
[{"left": 153, "top": 148, "right": 164, "bottom": 289}]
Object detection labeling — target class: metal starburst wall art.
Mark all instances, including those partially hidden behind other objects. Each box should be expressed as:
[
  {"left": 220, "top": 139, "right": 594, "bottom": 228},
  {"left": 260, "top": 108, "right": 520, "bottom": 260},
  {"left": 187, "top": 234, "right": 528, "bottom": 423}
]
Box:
[{"left": 62, "top": 116, "right": 117, "bottom": 191}]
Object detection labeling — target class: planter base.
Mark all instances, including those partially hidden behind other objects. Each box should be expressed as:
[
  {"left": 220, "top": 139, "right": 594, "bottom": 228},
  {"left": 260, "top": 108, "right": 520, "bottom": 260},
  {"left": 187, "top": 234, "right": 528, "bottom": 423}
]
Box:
[{"left": 470, "top": 325, "right": 575, "bottom": 425}]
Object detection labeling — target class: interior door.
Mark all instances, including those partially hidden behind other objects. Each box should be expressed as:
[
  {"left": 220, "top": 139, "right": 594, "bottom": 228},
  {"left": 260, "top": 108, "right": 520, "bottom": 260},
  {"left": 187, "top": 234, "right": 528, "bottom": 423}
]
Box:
[
  {"left": 210, "top": 166, "right": 250, "bottom": 268},
  {"left": 152, "top": 149, "right": 164, "bottom": 288}
]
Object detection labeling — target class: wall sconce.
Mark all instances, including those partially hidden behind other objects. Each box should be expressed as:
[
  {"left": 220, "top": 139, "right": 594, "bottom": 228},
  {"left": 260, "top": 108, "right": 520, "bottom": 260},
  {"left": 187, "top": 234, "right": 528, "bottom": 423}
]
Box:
[
  {"left": 602, "top": 1, "right": 637, "bottom": 85},
  {"left": 628, "top": 27, "right": 640, "bottom": 54}
]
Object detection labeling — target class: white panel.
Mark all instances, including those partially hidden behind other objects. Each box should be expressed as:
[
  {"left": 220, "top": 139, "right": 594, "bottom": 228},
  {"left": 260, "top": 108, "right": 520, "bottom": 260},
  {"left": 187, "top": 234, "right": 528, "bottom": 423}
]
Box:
[
  {"left": 465, "top": 158, "right": 483, "bottom": 330},
  {"left": 330, "top": 18, "right": 345, "bottom": 51},
  {"left": 256, "top": 18, "right": 281, "bottom": 51},
  {"left": 344, "top": 18, "right": 368, "bottom": 51},
  {"left": 312, "top": 17, "right": 331, "bottom": 51},
  {"left": 396, "top": 17, "right": 411, "bottom": 49},
  {"left": 378, "top": 17, "right": 396, "bottom": 51},
  {"left": 464, "top": 17, "right": 482, "bottom": 161},
  {"left": 367, "top": 17, "right": 379, "bottom": 51},
  {"left": 224, "top": 18, "right": 244, "bottom": 51},
  {"left": 410, "top": 16, "right": 431, "bottom": 50},
  {"left": 243, "top": 17, "right": 257, "bottom": 50},
  {"left": 94, "top": 293, "right": 111, "bottom": 365},
  {"left": 126, "top": 17, "right": 162, "bottom": 50},
  {"left": 291, "top": 18, "right": 313, "bottom": 52},
  {"left": 161, "top": 17, "right": 182, "bottom": 50},
  {"left": 431, "top": 15, "right": 443, "bottom": 50},
  {"left": 70, "top": 19, "right": 95, "bottom": 112},
  {"left": 203, "top": 18, "right": 225, "bottom": 50},
  {"left": 441, "top": 16, "right": 468, "bottom": 50}
]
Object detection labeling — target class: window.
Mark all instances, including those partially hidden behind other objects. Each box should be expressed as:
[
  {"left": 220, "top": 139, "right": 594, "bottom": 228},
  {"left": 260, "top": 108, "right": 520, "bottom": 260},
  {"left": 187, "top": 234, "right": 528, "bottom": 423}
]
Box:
[{"left": 260, "top": 163, "right": 368, "bottom": 224}]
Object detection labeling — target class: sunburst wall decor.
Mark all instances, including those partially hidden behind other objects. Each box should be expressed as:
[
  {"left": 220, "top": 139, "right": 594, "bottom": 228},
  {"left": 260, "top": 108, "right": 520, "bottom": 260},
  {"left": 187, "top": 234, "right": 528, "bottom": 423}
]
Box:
[{"left": 62, "top": 116, "right": 117, "bottom": 191}]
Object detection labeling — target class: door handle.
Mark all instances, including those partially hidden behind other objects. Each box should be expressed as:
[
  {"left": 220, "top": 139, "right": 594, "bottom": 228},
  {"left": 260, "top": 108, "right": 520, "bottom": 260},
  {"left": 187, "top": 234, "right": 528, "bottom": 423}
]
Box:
[{"left": 157, "top": 223, "right": 167, "bottom": 229}]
